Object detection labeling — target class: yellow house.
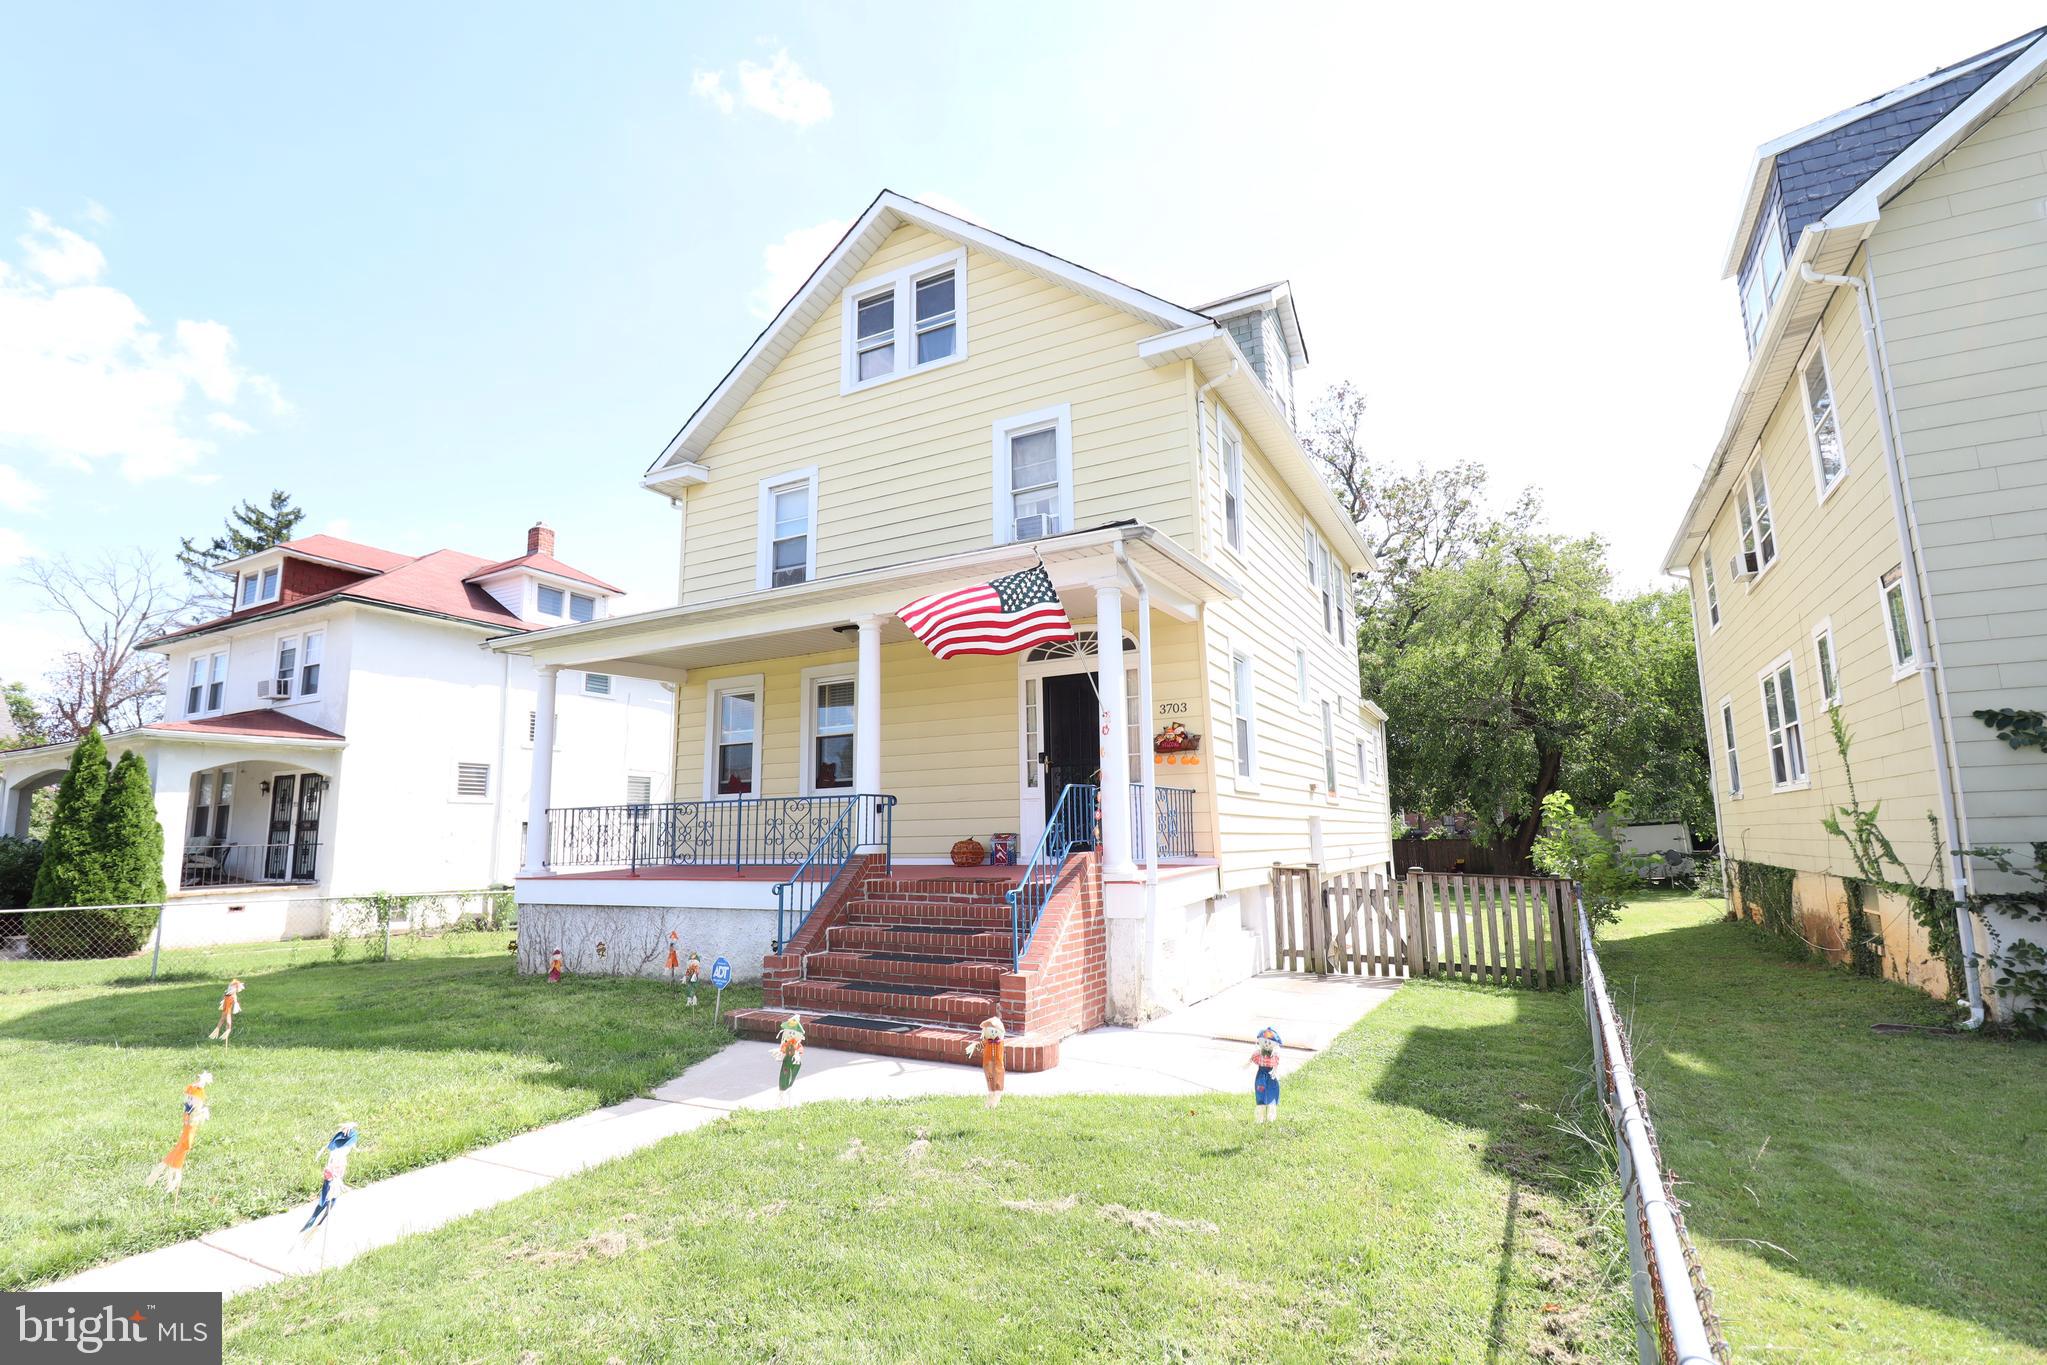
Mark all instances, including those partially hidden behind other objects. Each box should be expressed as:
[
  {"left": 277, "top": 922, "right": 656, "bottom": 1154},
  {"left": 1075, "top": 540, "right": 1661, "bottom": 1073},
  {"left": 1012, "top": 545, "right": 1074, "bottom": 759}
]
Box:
[
  {"left": 1667, "top": 30, "right": 2047, "bottom": 1023},
  {"left": 494, "top": 192, "right": 1389, "bottom": 1048}
]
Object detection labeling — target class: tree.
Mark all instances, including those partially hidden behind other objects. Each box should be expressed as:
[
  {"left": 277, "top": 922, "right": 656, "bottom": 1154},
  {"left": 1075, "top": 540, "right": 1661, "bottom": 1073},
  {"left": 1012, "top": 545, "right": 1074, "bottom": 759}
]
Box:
[
  {"left": 177, "top": 489, "right": 306, "bottom": 618},
  {"left": 19, "top": 553, "right": 176, "bottom": 739},
  {"left": 88, "top": 749, "right": 165, "bottom": 949},
  {"left": 0, "top": 681, "right": 47, "bottom": 749},
  {"left": 28, "top": 728, "right": 109, "bottom": 909}
]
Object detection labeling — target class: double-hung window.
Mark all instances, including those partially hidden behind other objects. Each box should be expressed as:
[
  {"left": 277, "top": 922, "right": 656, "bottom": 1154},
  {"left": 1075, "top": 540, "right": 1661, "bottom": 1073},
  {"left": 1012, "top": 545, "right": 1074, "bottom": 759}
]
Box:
[
  {"left": 274, "top": 635, "right": 299, "bottom": 699},
  {"left": 706, "top": 680, "right": 762, "bottom": 797},
  {"left": 1811, "top": 620, "right": 1840, "bottom": 709},
  {"left": 1304, "top": 523, "right": 1337, "bottom": 637},
  {"left": 239, "top": 565, "right": 281, "bottom": 608},
  {"left": 1230, "top": 650, "right": 1258, "bottom": 785},
  {"left": 1219, "top": 412, "right": 1244, "bottom": 552},
  {"left": 1802, "top": 345, "right": 1847, "bottom": 500},
  {"left": 1880, "top": 567, "right": 1919, "bottom": 674},
  {"left": 1719, "top": 699, "right": 1742, "bottom": 797},
  {"left": 1742, "top": 208, "right": 1787, "bottom": 352},
  {"left": 187, "top": 650, "right": 228, "bottom": 716},
  {"left": 188, "top": 768, "right": 232, "bottom": 840},
  {"left": 1759, "top": 655, "right": 1808, "bottom": 789},
  {"left": 299, "top": 631, "right": 323, "bottom": 696},
  {"left": 1702, "top": 548, "right": 1721, "bottom": 630},
  {"left": 992, "top": 405, "right": 1073, "bottom": 544},
  {"left": 842, "top": 250, "right": 967, "bottom": 391},
  {"left": 807, "top": 677, "right": 856, "bottom": 792},
  {"left": 757, "top": 469, "right": 818, "bottom": 588},
  {"left": 1735, "top": 458, "right": 1778, "bottom": 576}
]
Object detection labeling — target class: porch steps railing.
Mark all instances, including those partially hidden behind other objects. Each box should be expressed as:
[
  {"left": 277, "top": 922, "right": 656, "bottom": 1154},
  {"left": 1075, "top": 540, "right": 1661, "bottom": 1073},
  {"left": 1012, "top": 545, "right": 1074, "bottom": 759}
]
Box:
[
  {"left": 1005, "top": 782, "right": 1099, "bottom": 967},
  {"left": 772, "top": 795, "right": 896, "bottom": 951},
  {"left": 1131, "top": 784, "right": 1196, "bottom": 860},
  {"left": 546, "top": 794, "right": 878, "bottom": 873}
]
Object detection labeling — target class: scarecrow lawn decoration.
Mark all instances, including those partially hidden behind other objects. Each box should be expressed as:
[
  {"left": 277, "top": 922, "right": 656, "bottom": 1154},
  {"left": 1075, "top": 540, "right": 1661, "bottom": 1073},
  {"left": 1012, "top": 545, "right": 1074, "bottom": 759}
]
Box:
[
  {"left": 684, "top": 950, "right": 702, "bottom": 1008},
  {"left": 547, "top": 948, "right": 563, "bottom": 983},
  {"left": 666, "top": 932, "right": 681, "bottom": 985},
  {"left": 207, "top": 979, "right": 245, "bottom": 1041},
  {"left": 1248, "top": 1027, "right": 1282, "bottom": 1123},
  {"left": 776, "top": 1016, "right": 805, "bottom": 1100},
  {"left": 965, "top": 1016, "right": 1007, "bottom": 1108},
  {"left": 145, "top": 1071, "right": 213, "bottom": 1197},
  {"left": 297, "top": 1122, "right": 361, "bottom": 1261}
]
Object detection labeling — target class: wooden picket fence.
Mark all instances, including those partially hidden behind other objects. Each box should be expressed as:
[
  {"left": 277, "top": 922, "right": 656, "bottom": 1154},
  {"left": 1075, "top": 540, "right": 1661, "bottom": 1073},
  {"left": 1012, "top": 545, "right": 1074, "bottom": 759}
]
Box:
[{"left": 1267, "top": 865, "right": 1580, "bottom": 988}]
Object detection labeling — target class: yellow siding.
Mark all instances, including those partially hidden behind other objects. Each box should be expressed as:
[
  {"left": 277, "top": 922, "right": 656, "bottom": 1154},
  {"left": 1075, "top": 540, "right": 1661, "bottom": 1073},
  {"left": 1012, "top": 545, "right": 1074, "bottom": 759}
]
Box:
[
  {"left": 1690, "top": 249, "right": 1943, "bottom": 878},
  {"left": 672, "top": 618, "right": 1214, "bottom": 862},
  {"left": 1866, "top": 72, "right": 2047, "bottom": 857},
  {"left": 1197, "top": 392, "right": 1388, "bottom": 891},
  {"left": 680, "top": 223, "right": 1197, "bottom": 603}
]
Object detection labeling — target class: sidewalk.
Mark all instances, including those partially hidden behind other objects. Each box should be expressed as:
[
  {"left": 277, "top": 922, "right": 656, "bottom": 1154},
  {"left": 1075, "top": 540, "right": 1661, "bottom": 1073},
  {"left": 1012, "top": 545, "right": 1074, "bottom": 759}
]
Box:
[{"left": 44, "top": 971, "right": 1398, "bottom": 1299}]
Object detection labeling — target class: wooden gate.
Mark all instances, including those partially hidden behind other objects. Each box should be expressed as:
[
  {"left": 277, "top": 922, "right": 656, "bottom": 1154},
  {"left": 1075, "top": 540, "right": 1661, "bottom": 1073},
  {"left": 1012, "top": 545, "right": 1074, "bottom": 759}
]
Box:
[{"left": 1267, "top": 866, "right": 1579, "bottom": 988}]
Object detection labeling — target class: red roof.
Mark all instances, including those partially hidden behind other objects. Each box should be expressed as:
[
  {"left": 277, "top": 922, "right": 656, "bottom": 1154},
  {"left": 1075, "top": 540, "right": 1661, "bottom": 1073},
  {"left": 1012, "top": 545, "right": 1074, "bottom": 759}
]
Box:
[
  {"left": 464, "top": 551, "right": 623, "bottom": 593},
  {"left": 265, "top": 534, "right": 416, "bottom": 574},
  {"left": 148, "top": 710, "right": 345, "bottom": 742}
]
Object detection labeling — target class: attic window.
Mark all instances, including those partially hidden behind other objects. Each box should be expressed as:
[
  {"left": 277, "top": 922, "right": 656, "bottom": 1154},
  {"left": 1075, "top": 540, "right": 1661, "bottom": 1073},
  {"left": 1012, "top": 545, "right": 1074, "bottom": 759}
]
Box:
[
  {"left": 841, "top": 249, "right": 968, "bottom": 393},
  {"left": 537, "top": 585, "right": 564, "bottom": 617},
  {"left": 241, "top": 566, "right": 281, "bottom": 608},
  {"left": 569, "top": 592, "right": 596, "bottom": 623},
  {"left": 1741, "top": 208, "right": 1787, "bottom": 352}
]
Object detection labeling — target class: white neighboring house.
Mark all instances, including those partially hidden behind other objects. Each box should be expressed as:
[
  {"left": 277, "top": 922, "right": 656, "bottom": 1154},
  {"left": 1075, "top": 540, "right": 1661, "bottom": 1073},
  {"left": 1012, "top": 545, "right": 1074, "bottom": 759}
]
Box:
[{"left": 0, "top": 525, "right": 673, "bottom": 937}]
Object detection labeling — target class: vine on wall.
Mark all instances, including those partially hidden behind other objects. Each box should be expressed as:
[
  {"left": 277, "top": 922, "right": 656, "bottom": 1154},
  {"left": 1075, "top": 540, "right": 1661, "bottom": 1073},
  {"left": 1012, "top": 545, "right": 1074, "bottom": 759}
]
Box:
[
  {"left": 1732, "top": 859, "right": 1803, "bottom": 952},
  {"left": 1842, "top": 879, "right": 1886, "bottom": 979}
]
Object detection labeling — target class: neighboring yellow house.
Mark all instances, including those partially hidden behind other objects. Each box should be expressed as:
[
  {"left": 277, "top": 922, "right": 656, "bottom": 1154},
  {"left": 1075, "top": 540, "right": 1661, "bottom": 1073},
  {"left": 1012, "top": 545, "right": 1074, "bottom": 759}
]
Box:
[
  {"left": 494, "top": 192, "right": 1390, "bottom": 1028},
  {"left": 1667, "top": 29, "right": 2047, "bottom": 1023}
]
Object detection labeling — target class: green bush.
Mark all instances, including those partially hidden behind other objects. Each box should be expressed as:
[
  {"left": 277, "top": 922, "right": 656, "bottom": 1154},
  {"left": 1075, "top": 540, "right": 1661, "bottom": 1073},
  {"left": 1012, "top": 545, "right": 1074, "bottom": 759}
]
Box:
[
  {"left": 1530, "top": 791, "right": 1647, "bottom": 933},
  {"left": 28, "top": 730, "right": 109, "bottom": 910},
  {"left": 0, "top": 836, "right": 42, "bottom": 910},
  {"left": 24, "top": 734, "right": 169, "bottom": 958}
]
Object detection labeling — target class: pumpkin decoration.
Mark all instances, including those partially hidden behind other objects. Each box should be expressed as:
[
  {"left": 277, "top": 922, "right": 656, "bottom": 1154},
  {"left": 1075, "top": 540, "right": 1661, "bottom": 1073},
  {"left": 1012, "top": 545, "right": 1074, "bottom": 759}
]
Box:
[{"left": 951, "top": 838, "right": 988, "bottom": 867}]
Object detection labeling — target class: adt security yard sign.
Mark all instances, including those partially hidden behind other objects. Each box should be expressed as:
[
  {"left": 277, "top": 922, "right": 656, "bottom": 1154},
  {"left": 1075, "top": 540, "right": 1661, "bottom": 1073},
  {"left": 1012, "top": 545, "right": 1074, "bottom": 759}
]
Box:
[{"left": 710, "top": 956, "right": 731, "bottom": 1022}]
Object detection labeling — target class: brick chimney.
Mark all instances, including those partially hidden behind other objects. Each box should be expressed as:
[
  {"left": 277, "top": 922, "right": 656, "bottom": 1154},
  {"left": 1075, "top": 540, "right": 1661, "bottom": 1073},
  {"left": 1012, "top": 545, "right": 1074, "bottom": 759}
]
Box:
[{"left": 526, "top": 522, "right": 555, "bottom": 557}]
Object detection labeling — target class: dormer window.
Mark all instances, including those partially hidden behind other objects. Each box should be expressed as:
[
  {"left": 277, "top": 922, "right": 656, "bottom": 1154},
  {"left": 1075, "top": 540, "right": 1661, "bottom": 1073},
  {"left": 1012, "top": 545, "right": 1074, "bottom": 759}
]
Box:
[
  {"left": 535, "top": 583, "right": 598, "bottom": 621},
  {"left": 537, "top": 584, "right": 564, "bottom": 616},
  {"left": 1741, "top": 208, "right": 1787, "bottom": 352},
  {"left": 569, "top": 592, "right": 596, "bottom": 622},
  {"left": 841, "top": 249, "right": 968, "bottom": 392},
  {"left": 240, "top": 564, "right": 280, "bottom": 608}
]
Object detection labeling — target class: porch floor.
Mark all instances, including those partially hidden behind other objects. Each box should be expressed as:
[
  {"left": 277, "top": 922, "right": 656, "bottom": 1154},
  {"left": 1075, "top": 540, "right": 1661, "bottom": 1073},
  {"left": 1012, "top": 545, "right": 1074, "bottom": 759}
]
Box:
[{"left": 524, "top": 859, "right": 1217, "bottom": 884}]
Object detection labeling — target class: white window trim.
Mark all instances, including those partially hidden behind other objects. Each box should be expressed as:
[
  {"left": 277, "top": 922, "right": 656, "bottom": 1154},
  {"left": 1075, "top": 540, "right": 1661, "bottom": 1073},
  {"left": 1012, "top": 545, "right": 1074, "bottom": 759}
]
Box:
[
  {"left": 451, "top": 761, "right": 493, "bottom": 803},
  {"left": 1879, "top": 569, "right": 1923, "bottom": 680},
  {"left": 1218, "top": 408, "right": 1245, "bottom": 555},
  {"left": 568, "top": 591, "right": 597, "bottom": 623},
  {"left": 1736, "top": 453, "right": 1781, "bottom": 587},
  {"left": 298, "top": 628, "right": 324, "bottom": 697},
  {"left": 1800, "top": 341, "right": 1850, "bottom": 505},
  {"left": 187, "top": 648, "right": 230, "bottom": 718},
  {"left": 1319, "top": 699, "right": 1338, "bottom": 800},
  {"left": 990, "top": 403, "right": 1074, "bottom": 545},
  {"left": 535, "top": 583, "right": 565, "bottom": 618},
  {"left": 1810, "top": 618, "right": 1841, "bottom": 710},
  {"left": 1701, "top": 545, "right": 1722, "bottom": 633},
  {"left": 1295, "top": 648, "right": 1309, "bottom": 707},
  {"left": 272, "top": 632, "right": 305, "bottom": 701},
  {"left": 1228, "top": 645, "right": 1260, "bottom": 792},
  {"left": 702, "top": 674, "right": 766, "bottom": 801},
  {"left": 755, "top": 467, "right": 820, "bottom": 590},
  {"left": 798, "top": 663, "right": 857, "bottom": 797},
  {"left": 1757, "top": 651, "right": 1811, "bottom": 792},
  {"left": 1719, "top": 696, "right": 1743, "bottom": 799},
  {"left": 240, "top": 562, "right": 282, "bottom": 608},
  {"left": 839, "top": 248, "right": 969, "bottom": 394}
]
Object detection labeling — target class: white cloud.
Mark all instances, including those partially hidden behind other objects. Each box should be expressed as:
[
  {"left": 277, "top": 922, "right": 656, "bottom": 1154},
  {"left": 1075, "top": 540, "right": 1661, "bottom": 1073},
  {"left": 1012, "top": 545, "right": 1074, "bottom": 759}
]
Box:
[
  {"left": 83, "top": 200, "right": 111, "bottom": 227},
  {"left": 0, "top": 208, "right": 285, "bottom": 481},
  {"left": 0, "top": 464, "right": 42, "bottom": 514},
  {"left": 207, "top": 412, "right": 253, "bottom": 435},
  {"left": 0, "top": 527, "right": 34, "bottom": 567},
  {"left": 751, "top": 218, "right": 849, "bottom": 319},
  {"left": 690, "top": 69, "right": 734, "bottom": 114},
  {"left": 694, "top": 49, "right": 832, "bottom": 127}
]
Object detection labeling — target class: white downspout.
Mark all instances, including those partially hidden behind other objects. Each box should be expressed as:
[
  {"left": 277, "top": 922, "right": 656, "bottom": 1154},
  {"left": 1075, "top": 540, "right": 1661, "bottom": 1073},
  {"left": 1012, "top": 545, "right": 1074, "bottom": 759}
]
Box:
[
  {"left": 1115, "top": 541, "right": 1159, "bottom": 1011},
  {"left": 1801, "top": 262, "right": 1985, "bottom": 1027}
]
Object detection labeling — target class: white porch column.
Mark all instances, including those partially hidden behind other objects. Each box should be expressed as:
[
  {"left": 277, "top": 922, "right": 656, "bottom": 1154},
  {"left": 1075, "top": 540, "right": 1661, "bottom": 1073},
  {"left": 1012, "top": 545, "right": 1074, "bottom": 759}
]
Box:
[
  {"left": 855, "top": 616, "right": 883, "bottom": 795},
  {"left": 522, "top": 665, "right": 561, "bottom": 876},
  {"left": 1093, "top": 583, "right": 1136, "bottom": 881}
]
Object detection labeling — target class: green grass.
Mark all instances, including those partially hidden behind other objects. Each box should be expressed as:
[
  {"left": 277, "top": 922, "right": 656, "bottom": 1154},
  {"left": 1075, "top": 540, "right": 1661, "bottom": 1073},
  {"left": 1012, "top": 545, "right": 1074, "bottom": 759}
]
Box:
[
  {"left": 223, "top": 976, "right": 1633, "bottom": 1363},
  {"left": 0, "top": 939, "right": 754, "bottom": 1289},
  {"left": 1602, "top": 891, "right": 2047, "bottom": 1362}
]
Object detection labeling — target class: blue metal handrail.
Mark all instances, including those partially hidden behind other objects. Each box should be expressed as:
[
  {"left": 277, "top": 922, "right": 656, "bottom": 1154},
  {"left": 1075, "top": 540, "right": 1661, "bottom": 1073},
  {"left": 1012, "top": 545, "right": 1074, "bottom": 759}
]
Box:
[
  {"left": 1004, "top": 783, "right": 1099, "bottom": 968},
  {"left": 772, "top": 795, "right": 896, "bottom": 952}
]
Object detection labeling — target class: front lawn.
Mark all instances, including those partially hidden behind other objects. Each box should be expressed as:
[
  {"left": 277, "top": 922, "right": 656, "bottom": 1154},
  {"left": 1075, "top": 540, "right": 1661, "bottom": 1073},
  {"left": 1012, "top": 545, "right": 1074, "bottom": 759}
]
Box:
[
  {"left": 1602, "top": 892, "right": 2047, "bottom": 1362},
  {"left": 224, "top": 976, "right": 1632, "bottom": 1362},
  {"left": 0, "top": 939, "right": 753, "bottom": 1288}
]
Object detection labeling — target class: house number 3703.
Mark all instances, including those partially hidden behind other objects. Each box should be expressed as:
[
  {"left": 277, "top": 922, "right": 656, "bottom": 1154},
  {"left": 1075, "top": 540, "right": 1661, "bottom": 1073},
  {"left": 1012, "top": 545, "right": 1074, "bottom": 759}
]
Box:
[{"left": 1158, "top": 702, "right": 1189, "bottom": 714}]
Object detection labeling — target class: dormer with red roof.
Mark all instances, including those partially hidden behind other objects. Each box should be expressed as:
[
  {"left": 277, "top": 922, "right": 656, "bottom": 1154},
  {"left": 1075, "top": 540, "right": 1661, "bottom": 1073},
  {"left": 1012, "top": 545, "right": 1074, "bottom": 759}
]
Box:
[{"left": 464, "top": 523, "right": 624, "bottom": 626}]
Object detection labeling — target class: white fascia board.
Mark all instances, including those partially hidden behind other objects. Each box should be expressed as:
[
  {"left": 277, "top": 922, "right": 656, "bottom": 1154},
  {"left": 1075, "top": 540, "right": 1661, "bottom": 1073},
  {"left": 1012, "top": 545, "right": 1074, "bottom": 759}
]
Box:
[
  {"left": 644, "top": 190, "right": 1210, "bottom": 481},
  {"left": 1822, "top": 39, "right": 2047, "bottom": 233},
  {"left": 1720, "top": 156, "right": 1779, "bottom": 280},
  {"left": 640, "top": 462, "right": 710, "bottom": 500},
  {"left": 141, "top": 730, "right": 346, "bottom": 752},
  {"left": 1359, "top": 698, "right": 1389, "bottom": 724}
]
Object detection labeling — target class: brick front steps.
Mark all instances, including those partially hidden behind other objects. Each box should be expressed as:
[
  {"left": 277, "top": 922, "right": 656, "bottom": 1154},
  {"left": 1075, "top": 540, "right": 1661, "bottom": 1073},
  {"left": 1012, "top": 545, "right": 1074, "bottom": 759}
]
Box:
[
  {"left": 747, "top": 860, "right": 1101, "bottom": 1072},
  {"left": 728, "top": 1007, "right": 1060, "bottom": 1072}
]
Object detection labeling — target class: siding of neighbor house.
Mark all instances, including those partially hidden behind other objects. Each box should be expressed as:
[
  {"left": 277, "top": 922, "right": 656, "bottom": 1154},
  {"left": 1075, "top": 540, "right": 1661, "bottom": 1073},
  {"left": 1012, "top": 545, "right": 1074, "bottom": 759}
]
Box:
[
  {"left": 1689, "top": 246, "right": 1944, "bottom": 885},
  {"left": 678, "top": 222, "right": 1198, "bottom": 603},
  {"left": 1865, "top": 70, "right": 2047, "bottom": 861}
]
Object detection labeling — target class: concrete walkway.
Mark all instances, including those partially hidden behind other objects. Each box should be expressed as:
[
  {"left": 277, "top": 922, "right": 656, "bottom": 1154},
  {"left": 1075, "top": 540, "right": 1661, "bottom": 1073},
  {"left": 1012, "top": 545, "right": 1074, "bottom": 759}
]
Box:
[{"left": 46, "top": 972, "right": 1399, "bottom": 1299}]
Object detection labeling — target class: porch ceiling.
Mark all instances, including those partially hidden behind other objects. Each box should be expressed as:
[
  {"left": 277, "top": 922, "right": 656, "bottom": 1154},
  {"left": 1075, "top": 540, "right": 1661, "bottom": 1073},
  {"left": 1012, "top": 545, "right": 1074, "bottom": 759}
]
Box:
[{"left": 491, "top": 523, "right": 1238, "bottom": 677}]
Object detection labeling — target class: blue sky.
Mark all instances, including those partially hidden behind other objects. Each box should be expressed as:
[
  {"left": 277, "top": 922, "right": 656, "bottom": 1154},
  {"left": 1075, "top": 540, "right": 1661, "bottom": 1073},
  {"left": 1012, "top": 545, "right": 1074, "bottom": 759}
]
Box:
[{"left": 4, "top": 2, "right": 2043, "bottom": 683}]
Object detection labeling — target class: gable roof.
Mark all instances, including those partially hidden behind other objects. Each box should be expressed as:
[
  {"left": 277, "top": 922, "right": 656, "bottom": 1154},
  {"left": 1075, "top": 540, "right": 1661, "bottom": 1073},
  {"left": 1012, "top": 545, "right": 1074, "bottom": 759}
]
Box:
[
  {"left": 1722, "top": 28, "right": 2047, "bottom": 279},
  {"left": 148, "top": 710, "right": 346, "bottom": 742},
  {"left": 1196, "top": 281, "right": 1309, "bottom": 369},
  {"left": 644, "top": 190, "right": 1213, "bottom": 483}
]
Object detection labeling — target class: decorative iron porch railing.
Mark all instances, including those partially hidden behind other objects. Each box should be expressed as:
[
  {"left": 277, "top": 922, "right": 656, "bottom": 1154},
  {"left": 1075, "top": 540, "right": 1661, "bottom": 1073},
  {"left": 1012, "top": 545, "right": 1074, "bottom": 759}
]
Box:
[
  {"left": 180, "top": 841, "right": 320, "bottom": 889},
  {"left": 772, "top": 795, "right": 896, "bottom": 951},
  {"left": 546, "top": 794, "right": 893, "bottom": 873},
  {"left": 1131, "top": 785, "right": 1197, "bottom": 859},
  {"left": 1005, "top": 782, "right": 1099, "bottom": 967}
]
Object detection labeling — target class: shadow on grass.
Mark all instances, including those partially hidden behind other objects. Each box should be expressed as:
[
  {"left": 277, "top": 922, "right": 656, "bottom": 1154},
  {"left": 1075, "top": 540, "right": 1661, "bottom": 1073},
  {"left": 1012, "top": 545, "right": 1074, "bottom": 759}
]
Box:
[{"left": 1598, "top": 908, "right": 2047, "bottom": 1352}]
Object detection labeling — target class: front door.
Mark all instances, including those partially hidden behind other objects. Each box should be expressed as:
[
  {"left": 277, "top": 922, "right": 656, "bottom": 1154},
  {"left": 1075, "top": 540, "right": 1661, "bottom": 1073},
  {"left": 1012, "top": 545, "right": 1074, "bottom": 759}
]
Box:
[
  {"left": 292, "top": 775, "right": 325, "bottom": 880},
  {"left": 265, "top": 775, "right": 297, "bottom": 879},
  {"left": 1041, "top": 672, "right": 1100, "bottom": 815}
]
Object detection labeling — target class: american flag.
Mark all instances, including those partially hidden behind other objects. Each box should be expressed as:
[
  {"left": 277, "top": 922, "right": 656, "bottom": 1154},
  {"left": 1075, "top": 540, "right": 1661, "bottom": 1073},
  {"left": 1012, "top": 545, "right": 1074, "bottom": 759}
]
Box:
[{"left": 899, "top": 564, "right": 1076, "bottom": 660}]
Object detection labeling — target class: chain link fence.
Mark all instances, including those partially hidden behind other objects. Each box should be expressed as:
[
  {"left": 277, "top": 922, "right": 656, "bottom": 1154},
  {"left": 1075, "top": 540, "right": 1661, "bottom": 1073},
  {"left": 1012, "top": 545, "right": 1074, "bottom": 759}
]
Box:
[{"left": 0, "top": 889, "right": 515, "bottom": 994}]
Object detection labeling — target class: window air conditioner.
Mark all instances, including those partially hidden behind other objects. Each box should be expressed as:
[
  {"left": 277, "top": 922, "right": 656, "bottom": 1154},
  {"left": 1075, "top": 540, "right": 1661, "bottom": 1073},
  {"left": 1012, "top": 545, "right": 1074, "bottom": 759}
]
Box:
[
  {"left": 1729, "top": 552, "right": 1757, "bottom": 582},
  {"left": 256, "top": 678, "right": 292, "bottom": 701},
  {"left": 1014, "top": 513, "right": 1057, "bottom": 541}
]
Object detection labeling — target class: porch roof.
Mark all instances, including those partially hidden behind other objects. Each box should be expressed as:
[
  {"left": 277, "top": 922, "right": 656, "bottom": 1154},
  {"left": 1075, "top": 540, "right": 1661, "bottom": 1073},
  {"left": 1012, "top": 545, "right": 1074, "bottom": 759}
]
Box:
[
  {"left": 485, "top": 522, "right": 1239, "bottom": 677},
  {"left": 0, "top": 710, "right": 346, "bottom": 778}
]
